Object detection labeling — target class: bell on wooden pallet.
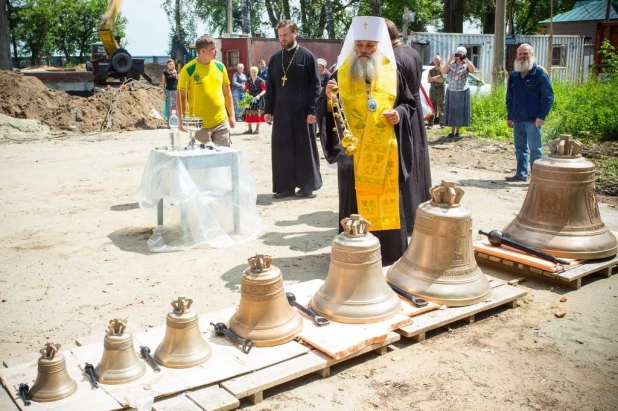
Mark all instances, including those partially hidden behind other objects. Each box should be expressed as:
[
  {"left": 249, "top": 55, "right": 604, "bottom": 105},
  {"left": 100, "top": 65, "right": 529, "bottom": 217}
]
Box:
[
  {"left": 309, "top": 214, "right": 402, "bottom": 323},
  {"left": 94, "top": 319, "right": 146, "bottom": 384},
  {"left": 387, "top": 181, "right": 490, "bottom": 307},
  {"left": 503, "top": 135, "right": 618, "bottom": 260},
  {"left": 229, "top": 254, "right": 303, "bottom": 346},
  {"left": 29, "top": 343, "right": 78, "bottom": 402},
  {"left": 154, "top": 297, "right": 212, "bottom": 368}
]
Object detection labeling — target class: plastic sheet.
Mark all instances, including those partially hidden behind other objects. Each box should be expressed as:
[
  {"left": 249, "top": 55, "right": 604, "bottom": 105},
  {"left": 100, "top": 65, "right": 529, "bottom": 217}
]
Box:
[{"left": 138, "top": 147, "right": 264, "bottom": 252}]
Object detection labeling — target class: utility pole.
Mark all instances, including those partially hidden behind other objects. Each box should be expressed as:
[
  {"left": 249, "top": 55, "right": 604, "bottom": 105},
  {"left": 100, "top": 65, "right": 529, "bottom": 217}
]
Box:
[
  {"left": 175, "top": 0, "right": 182, "bottom": 64},
  {"left": 371, "top": 0, "right": 380, "bottom": 17},
  {"left": 0, "top": 0, "right": 11, "bottom": 70},
  {"left": 492, "top": 0, "right": 506, "bottom": 88},
  {"left": 547, "top": 0, "right": 553, "bottom": 76},
  {"left": 403, "top": 7, "right": 409, "bottom": 44},
  {"left": 226, "top": 0, "right": 233, "bottom": 34},
  {"left": 241, "top": 0, "right": 250, "bottom": 34}
]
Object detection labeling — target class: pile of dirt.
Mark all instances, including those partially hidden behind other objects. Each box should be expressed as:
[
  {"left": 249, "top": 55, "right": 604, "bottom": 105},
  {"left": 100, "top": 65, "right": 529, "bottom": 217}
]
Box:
[
  {"left": 144, "top": 63, "right": 165, "bottom": 85},
  {"left": 0, "top": 71, "right": 166, "bottom": 134}
]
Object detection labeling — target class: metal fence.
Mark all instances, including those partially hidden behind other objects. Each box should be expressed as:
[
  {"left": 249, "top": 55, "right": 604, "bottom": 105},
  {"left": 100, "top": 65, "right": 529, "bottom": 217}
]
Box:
[{"left": 409, "top": 32, "right": 585, "bottom": 84}]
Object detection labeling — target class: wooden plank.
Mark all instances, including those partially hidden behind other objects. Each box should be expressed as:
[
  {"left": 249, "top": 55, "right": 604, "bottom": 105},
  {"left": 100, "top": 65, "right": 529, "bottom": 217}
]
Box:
[
  {"left": 186, "top": 385, "right": 239, "bottom": 411},
  {"left": 474, "top": 241, "right": 578, "bottom": 272},
  {"left": 476, "top": 251, "right": 617, "bottom": 288},
  {"left": 68, "top": 311, "right": 308, "bottom": 408},
  {"left": 397, "top": 285, "right": 526, "bottom": 338},
  {"left": 0, "top": 385, "right": 18, "bottom": 411},
  {"left": 0, "top": 350, "right": 122, "bottom": 411},
  {"left": 285, "top": 280, "right": 411, "bottom": 359},
  {"left": 153, "top": 393, "right": 202, "bottom": 411},
  {"left": 220, "top": 332, "right": 400, "bottom": 404}
]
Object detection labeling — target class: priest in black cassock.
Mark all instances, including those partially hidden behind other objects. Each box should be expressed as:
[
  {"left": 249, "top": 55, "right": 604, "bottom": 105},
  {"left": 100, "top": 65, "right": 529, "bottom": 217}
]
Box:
[
  {"left": 317, "top": 16, "right": 416, "bottom": 266},
  {"left": 385, "top": 19, "right": 432, "bottom": 236},
  {"left": 264, "top": 20, "right": 322, "bottom": 199}
]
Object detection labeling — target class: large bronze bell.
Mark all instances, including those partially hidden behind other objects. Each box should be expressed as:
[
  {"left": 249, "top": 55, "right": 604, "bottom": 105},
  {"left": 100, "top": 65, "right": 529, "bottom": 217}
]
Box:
[
  {"left": 29, "top": 343, "right": 78, "bottom": 402},
  {"left": 387, "top": 181, "right": 490, "bottom": 306},
  {"left": 154, "top": 297, "right": 212, "bottom": 368},
  {"left": 503, "top": 135, "right": 618, "bottom": 259},
  {"left": 228, "top": 254, "right": 303, "bottom": 346},
  {"left": 310, "top": 214, "right": 402, "bottom": 323},
  {"left": 94, "top": 319, "right": 146, "bottom": 384}
]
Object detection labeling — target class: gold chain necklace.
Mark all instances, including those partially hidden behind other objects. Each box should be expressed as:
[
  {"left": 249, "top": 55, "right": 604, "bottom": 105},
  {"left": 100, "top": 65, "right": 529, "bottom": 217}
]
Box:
[{"left": 281, "top": 45, "right": 300, "bottom": 86}]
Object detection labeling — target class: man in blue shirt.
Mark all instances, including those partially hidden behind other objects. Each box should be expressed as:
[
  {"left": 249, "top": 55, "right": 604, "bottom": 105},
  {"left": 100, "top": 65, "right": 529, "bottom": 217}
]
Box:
[
  {"left": 506, "top": 43, "right": 554, "bottom": 182},
  {"left": 257, "top": 59, "right": 269, "bottom": 81}
]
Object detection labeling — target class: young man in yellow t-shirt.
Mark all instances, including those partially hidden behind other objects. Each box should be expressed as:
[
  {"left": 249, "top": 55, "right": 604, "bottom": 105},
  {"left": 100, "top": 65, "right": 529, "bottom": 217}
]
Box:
[{"left": 177, "top": 35, "right": 235, "bottom": 146}]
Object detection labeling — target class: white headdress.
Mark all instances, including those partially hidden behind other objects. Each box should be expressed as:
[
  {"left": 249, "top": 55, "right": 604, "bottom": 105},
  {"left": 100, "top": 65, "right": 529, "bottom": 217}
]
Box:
[{"left": 336, "top": 16, "right": 396, "bottom": 72}]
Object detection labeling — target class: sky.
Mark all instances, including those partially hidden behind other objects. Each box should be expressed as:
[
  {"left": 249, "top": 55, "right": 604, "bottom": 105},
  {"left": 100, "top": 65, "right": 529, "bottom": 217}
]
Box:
[{"left": 121, "top": 1, "right": 480, "bottom": 56}]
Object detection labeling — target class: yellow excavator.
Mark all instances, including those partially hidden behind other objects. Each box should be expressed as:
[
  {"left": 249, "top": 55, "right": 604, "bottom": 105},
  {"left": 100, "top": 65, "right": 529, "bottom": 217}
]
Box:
[{"left": 88, "top": 0, "right": 151, "bottom": 85}]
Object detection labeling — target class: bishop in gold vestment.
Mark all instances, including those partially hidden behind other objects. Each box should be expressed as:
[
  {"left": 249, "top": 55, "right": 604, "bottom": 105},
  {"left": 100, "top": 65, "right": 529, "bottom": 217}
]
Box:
[{"left": 317, "top": 16, "right": 417, "bottom": 266}]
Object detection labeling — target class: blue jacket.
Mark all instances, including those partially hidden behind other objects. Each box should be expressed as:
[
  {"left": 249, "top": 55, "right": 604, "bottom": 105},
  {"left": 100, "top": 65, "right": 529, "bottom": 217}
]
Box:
[{"left": 506, "top": 63, "right": 554, "bottom": 122}]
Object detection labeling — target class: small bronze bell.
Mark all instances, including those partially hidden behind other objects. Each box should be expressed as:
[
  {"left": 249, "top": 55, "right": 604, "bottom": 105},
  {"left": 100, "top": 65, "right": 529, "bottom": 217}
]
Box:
[
  {"left": 503, "top": 135, "right": 618, "bottom": 259},
  {"left": 310, "top": 214, "right": 402, "bottom": 323},
  {"left": 387, "top": 181, "right": 490, "bottom": 306},
  {"left": 228, "top": 254, "right": 303, "bottom": 346},
  {"left": 94, "top": 319, "right": 146, "bottom": 384},
  {"left": 29, "top": 343, "right": 78, "bottom": 403},
  {"left": 155, "top": 297, "right": 212, "bottom": 368}
]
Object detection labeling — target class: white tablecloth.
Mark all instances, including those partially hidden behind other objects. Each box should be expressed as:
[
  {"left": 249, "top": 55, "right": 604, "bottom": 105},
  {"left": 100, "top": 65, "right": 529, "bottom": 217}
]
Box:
[{"left": 138, "top": 147, "right": 263, "bottom": 252}]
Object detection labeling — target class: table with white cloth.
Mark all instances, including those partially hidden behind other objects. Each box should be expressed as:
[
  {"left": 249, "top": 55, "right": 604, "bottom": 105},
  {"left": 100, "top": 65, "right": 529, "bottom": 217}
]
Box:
[{"left": 138, "top": 147, "right": 263, "bottom": 252}]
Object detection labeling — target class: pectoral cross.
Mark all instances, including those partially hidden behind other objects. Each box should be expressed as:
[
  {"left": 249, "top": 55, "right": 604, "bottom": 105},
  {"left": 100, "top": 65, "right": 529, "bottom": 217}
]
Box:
[
  {"left": 363, "top": 22, "right": 368, "bottom": 29},
  {"left": 282, "top": 75, "right": 288, "bottom": 86}
]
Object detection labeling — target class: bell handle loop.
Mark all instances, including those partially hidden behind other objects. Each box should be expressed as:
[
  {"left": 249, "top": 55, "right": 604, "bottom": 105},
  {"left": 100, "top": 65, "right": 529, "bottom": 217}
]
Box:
[
  {"left": 171, "top": 297, "right": 192, "bottom": 314},
  {"left": 248, "top": 254, "right": 272, "bottom": 272},
  {"left": 108, "top": 318, "right": 128, "bottom": 335},
  {"left": 341, "top": 214, "right": 371, "bottom": 236},
  {"left": 40, "top": 342, "right": 61, "bottom": 359}
]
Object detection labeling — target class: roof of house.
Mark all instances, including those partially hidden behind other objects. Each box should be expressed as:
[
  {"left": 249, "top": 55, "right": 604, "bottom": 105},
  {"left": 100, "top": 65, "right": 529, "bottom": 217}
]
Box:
[{"left": 539, "top": 0, "right": 618, "bottom": 23}]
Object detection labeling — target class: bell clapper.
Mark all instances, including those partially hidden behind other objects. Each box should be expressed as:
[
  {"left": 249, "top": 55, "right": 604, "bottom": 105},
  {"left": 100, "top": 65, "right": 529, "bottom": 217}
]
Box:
[
  {"left": 84, "top": 363, "right": 99, "bottom": 389},
  {"left": 139, "top": 346, "right": 160, "bottom": 372},
  {"left": 18, "top": 383, "right": 31, "bottom": 406},
  {"left": 210, "top": 322, "right": 255, "bottom": 354},
  {"left": 479, "top": 229, "right": 570, "bottom": 266},
  {"left": 286, "top": 292, "right": 331, "bottom": 327},
  {"left": 386, "top": 282, "right": 429, "bottom": 307}
]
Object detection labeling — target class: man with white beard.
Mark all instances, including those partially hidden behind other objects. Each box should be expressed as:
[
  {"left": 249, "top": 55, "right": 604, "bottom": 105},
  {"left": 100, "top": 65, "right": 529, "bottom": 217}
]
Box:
[
  {"left": 505, "top": 43, "right": 554, "bottom": 182},
  {"left": 317, "top": 16, "right": 416, "bottom": 266}
]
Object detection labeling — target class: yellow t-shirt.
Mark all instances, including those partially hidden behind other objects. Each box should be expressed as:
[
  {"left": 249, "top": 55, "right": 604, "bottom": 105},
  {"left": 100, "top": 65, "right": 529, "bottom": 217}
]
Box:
[{"left": 178, "top": 58, "right": 230, "bottom": 128}]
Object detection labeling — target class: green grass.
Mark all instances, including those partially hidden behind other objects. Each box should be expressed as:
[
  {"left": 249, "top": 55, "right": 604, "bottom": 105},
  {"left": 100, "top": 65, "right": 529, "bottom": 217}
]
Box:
[{"left": 467, "top": 78, "right": 618, "bottom": 144}]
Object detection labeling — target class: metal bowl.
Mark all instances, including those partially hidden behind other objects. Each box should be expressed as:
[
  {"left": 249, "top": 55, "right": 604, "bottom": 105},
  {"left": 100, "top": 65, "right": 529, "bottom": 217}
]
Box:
[{"left": 182, "top": 116, "right": 203, "bottom": 132}]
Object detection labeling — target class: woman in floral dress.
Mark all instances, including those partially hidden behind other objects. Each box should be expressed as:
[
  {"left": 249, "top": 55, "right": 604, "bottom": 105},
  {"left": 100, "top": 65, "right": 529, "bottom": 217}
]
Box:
[{"left": 243, "top": 66, "right": 266, "bottom": 134}]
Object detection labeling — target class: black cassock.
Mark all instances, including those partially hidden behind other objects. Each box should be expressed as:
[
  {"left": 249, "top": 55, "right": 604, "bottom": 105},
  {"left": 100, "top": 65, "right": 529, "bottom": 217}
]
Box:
[
  {"left": 317, "top": 70, "right": 416, "bottom": 266},
  {"left": 264, "top": 45, "right": 322, "bottom": 194},
  {"left": 393, "top": 44, "right": 433, "bottom": 235}
]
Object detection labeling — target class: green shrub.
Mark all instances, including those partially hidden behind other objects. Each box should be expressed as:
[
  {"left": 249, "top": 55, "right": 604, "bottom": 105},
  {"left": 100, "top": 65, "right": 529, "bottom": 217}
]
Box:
[
  {"left": 467, "top": 77, "right": 618, "bottom": 143},
  {"left": 469, "top": 87, "right": 511, "bottom": 141}
]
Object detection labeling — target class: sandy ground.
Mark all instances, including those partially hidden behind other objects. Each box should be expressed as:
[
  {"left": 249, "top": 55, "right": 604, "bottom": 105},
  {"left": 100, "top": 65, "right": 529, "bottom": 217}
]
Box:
[{"left": 1, "top": 124, "right": 617, "bottom": 410}]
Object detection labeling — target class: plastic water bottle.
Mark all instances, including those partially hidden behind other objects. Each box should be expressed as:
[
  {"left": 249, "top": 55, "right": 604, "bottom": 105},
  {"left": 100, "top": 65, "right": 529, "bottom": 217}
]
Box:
[{"left": 168, "top": 110, "right": 179, "bottom": 147}]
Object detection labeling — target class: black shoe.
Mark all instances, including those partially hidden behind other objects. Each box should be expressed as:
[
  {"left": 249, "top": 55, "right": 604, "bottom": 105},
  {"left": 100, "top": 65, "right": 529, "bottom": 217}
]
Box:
[
  {"left": 273, "top": 190, "right": 295, "bottom": 199},
  {"left": 505, "top": 175, "right": 527, "bottom": 182},
  {"left": 453, "top": 133, "right": 461, "bottom": 140},
  {"left": 295, "top": 189, "right": 315, "bottom": 198},
  {"left": 446, "top": 133, "right": 454, "bottom": 139}
]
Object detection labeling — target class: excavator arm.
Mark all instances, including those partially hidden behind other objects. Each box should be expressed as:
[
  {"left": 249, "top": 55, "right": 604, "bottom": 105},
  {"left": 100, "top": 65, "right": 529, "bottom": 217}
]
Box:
[{"left": 98, "top": 0, "right": 124, "bottom": 56}]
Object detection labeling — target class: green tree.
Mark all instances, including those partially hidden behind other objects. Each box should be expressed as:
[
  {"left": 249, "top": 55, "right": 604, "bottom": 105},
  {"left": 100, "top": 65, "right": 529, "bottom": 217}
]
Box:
[
  {"left": 12, "top": 0, "right": 55, "bottom": 64},
  {"left": 52, "top": 0, "right": 126, "bottom": 63},
  {"left": 163, "top": 0, "right": 197, "bottom": 61}
]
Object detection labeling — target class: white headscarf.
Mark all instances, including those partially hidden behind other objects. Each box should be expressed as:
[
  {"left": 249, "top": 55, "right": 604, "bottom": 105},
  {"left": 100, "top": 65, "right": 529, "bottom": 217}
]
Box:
[{"left": 336, "top": 16, "right": 396, "bottom": 73}]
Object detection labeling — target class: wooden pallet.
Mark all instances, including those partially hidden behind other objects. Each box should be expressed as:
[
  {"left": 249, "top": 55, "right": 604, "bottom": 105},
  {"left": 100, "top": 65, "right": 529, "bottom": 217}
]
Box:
[
  {"left": 396, "top": 281, "right": 526, "bottom": 340},
  {"left": 475, "top": 248, "right": 618, "bottom": 290},
  {"left": 0, "top": 281, "right": 525, "bottom": 411}
]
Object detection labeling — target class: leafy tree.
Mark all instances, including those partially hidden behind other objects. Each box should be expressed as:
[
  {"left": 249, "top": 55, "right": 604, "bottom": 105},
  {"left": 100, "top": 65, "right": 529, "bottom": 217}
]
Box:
[{"left": 163, "top": 0, "right": 197, "bottom": 62}]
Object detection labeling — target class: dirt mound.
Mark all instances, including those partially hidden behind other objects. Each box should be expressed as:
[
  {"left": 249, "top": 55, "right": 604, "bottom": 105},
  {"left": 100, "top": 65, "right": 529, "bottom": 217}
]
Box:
[{"left": 0, "top": 71, "right": 165, "bottom": 134}]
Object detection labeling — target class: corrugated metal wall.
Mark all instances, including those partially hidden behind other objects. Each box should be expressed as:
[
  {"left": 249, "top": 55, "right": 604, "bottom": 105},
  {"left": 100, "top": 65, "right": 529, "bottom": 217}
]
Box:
[{"left": 409, "top": 32, "right": 584, "bottom": 84}]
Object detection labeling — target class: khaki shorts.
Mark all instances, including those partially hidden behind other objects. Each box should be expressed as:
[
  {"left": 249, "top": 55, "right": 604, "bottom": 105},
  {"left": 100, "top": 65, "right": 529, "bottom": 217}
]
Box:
[{"left": 195, "top": 122, "right": 231, "bottom": 147}]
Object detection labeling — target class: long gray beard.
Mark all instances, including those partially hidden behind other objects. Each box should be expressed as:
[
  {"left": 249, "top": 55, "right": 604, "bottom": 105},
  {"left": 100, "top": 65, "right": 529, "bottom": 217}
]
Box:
[
  {"left": 514, "top": 57, "right": 535, "bottom": 74},
  {"left": 349, "top": 51, "right": 382, "bottom": 83}
]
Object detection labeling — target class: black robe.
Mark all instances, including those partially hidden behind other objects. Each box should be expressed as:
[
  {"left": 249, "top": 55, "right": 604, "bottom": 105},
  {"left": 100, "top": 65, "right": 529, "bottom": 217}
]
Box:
[
  {"left": 317, "top": 70, "right": 416, "bottom": 266},
  {"left": 264, "top": 45, "right": 322, "bottom": 194},
  {"left": 393, "top": 44, "right": 433, "bottom": 235}
]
